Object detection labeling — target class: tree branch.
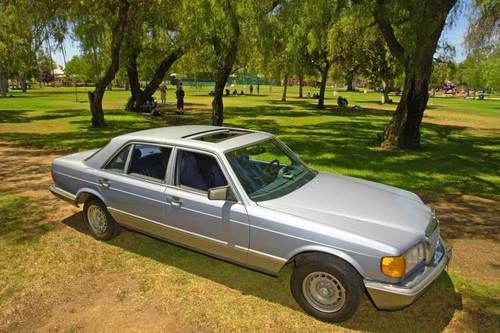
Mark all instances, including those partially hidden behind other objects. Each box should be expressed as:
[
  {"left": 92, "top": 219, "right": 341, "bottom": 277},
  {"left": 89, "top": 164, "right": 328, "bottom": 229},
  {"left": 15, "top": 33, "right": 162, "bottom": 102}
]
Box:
[{"left": 373, "top": 3, "right": 405, "bottom": 61}]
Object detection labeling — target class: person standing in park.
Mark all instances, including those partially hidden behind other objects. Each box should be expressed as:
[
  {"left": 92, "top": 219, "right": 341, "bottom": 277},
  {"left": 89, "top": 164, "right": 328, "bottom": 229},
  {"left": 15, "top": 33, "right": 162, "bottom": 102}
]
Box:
[
  {"left": 176, "top": 85, "right": 185, "bottom": 114},
  {"left": 159, "top": 84, "right": 167, "bottom": 105},
  {"left": 250, "top": 84, "right": 253, "bottom": 95}
]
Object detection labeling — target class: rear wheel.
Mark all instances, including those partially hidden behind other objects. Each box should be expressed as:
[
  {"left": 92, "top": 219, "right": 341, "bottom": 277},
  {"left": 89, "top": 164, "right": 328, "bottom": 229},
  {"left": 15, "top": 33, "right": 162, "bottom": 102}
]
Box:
[
  {"left": 83, "top": 198, "right": 119, "bottom": 240},
  {"left": 291, "top": 255, "right": 363, "bottom": 322}
]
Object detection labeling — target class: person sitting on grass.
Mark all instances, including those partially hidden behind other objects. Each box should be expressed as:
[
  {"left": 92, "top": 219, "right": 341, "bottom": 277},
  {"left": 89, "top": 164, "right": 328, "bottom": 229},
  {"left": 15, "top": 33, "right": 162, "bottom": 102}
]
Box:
[{"left": 337, "top": 96, "right": 348, "bottom": 107}]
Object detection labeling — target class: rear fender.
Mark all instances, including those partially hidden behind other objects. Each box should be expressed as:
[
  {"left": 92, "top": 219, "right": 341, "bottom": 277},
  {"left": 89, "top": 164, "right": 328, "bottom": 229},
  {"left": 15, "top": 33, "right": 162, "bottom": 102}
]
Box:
[{"left": 76, "top": 188, "right": 106, "bottom": 206}]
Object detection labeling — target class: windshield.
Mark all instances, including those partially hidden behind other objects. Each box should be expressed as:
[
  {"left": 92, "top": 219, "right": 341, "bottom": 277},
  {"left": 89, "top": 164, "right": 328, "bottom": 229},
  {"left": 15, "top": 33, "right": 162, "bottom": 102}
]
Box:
[{"left": 225, "top": 139, "right": 316, "bottom": 201}]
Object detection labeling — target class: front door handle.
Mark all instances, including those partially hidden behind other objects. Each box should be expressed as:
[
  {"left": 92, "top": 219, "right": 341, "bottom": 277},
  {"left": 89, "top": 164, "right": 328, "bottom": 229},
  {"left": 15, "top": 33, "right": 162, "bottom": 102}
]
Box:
[
  {"left": 169, "top": 196, "right": 182, "bottom": 207},
  {"left": 99, "top": 179, "right": 110, "bottom": 188}
]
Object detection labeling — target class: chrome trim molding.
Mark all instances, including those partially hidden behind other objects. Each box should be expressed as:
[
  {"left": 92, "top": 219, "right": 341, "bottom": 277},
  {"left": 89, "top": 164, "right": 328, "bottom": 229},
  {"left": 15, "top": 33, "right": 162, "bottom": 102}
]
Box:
[
  {"left": 49, "top": 185, "right": 77, "bottom": 206},
  {"left": 364, "top": 239, "right": 452, "bottom": 310},
  {"left": 108, "top": 207, "right": 228, "bottom": 246},
  {"left": 107, "top": 207, "right": 286, "bottom": 276}
]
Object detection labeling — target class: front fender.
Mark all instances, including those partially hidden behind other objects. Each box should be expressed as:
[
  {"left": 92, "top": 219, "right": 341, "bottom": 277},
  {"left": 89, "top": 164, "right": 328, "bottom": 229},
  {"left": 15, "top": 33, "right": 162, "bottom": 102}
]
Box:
[{"left": 285, "top": 244, "right": 367, "bottom": 277}]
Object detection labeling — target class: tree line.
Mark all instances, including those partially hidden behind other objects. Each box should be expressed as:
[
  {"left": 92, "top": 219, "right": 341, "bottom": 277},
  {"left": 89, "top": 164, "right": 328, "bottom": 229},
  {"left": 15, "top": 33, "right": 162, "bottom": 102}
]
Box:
[{"left": 0, "top": 0, "right": 497, "bottom": 149}]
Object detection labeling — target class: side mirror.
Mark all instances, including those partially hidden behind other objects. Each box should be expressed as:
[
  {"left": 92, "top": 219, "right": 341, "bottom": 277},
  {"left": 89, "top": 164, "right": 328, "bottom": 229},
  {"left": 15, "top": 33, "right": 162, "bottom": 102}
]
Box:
[{"left": 207, "top": 185, "right": 237, "bottom": 202}]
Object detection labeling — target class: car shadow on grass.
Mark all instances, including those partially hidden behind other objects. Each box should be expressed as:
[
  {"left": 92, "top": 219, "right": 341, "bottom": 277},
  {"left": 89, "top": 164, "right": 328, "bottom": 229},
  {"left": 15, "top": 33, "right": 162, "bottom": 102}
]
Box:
[{"left": 63, "top": 212, "right": 461, "bottom": 332}]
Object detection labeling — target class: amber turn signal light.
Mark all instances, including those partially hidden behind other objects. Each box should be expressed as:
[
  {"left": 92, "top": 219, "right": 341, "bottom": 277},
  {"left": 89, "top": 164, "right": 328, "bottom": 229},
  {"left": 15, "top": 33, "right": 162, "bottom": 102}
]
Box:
[{"left": 381, "top": 256, "right": 405, "bottom": 278}]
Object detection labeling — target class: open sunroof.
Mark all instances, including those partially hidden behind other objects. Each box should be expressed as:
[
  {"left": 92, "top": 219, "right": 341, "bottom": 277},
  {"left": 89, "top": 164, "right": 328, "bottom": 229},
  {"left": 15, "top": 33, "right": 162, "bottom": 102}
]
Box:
[{"left": 191, "top": 129, "right": 250, "bottom": 143}]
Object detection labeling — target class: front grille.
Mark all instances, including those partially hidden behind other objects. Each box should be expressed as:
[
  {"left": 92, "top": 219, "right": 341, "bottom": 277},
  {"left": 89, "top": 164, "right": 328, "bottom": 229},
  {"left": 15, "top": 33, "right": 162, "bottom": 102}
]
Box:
[{"left": 425, "top": 213, "right": 440, "bottom": 263}]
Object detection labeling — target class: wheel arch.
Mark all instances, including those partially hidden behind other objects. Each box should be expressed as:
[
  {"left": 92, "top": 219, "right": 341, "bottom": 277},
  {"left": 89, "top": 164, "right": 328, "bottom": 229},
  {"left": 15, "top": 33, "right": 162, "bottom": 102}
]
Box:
[
  {"left": 284, "top": 245, "right": 366, "bottom": 277},
  {"left": 75, "top": 188, "right": 107, "bottom": 206}
]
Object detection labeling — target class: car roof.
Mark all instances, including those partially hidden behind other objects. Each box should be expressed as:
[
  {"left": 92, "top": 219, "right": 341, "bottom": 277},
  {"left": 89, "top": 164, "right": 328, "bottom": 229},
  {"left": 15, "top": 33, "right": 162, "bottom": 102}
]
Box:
[
  {"left": 113, "top": 125, "right": 273, "bottom": 152},
  {"left": 85, "top": 125, "right": 274, "bottom": 168}
]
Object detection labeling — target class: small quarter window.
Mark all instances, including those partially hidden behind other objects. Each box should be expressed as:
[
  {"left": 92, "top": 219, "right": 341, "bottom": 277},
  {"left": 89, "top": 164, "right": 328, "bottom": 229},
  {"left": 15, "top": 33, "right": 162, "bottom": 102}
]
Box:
[
  {"left": 176, "top": 150, "right": 227, "bottom": 192},
  {"left": 104, "top": 145, "right": 131, "bottom": 173},
  {"left": 128, "top": 144, "right": 172, "bottom": 181}
]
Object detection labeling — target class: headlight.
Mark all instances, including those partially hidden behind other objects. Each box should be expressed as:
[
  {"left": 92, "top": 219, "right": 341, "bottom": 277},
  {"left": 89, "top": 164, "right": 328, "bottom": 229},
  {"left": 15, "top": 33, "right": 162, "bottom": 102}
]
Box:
[
  {"left": 404, "top": 243, "right": 425, "bottom": 273},
  {"left": 381, "top": 243, "right": 425, "bottom": 278}
]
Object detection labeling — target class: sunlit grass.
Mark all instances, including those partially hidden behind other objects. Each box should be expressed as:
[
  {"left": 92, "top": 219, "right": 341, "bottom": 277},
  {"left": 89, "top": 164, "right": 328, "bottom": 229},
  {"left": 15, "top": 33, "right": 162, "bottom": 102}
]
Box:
[
  {"left": 0, "top": 86, "right": 498, "bottom": 199},
  {"left": 0, "top": 194, "right": 498, "bottom": 332}
]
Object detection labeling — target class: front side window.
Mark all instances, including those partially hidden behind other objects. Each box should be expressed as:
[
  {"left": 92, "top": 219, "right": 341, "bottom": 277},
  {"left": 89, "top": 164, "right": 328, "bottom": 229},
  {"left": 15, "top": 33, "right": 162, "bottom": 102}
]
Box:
[
  {"left": 176, "top": 150, "right": 227, "bottom": 192},
  {"left": 104, "top": 145, "right": 131, "bottom": 173},
  {"left": 225, "top": 139, "right": 316, "bottom": 201},
  {"left": 128, "top": 144, "right": 172, "bottom": 181}
]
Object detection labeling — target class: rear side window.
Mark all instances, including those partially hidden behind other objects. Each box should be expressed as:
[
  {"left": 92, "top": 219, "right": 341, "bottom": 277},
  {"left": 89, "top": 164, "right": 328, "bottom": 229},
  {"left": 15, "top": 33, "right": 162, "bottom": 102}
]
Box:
[
  {"left": 176, "top": 150, "right": 227, "bottom": 192},
  {"left": 104, "top": 145, "right": 131, "bottom": 173},
  {"left": 128, "top": 144, "right": 172, "bottom": 181}
]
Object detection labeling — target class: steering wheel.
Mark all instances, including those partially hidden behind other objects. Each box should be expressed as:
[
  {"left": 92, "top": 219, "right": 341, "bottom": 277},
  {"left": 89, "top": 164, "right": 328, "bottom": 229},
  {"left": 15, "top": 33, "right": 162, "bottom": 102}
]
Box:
[{"left": 264, "top": 159, "right": 281, "bottom": 174}]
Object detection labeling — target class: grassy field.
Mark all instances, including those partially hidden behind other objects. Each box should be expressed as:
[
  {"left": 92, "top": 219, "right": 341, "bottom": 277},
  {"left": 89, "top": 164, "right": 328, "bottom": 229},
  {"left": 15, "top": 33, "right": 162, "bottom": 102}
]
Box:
[
  {"left": 0, "top": 86, "right": 498, "bottom": 199},
  {"left": 0, "top": 86, "right": 499, "bottom": 332}
]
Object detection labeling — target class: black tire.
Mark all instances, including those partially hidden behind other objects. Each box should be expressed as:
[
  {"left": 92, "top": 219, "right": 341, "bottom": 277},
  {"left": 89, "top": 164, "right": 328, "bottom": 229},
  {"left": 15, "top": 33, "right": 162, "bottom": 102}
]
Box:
[
  {"left": 291, "top": 254, "right": 363, "bottom": 322},
  {"left": 83, "top": 197, "right": 120, "bottom": 240}
]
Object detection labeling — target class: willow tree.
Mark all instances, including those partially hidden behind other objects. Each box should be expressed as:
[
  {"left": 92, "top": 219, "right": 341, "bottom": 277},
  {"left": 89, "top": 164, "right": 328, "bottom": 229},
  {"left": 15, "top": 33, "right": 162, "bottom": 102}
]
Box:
[
  {"left": 72, "top": 0, "right": 131, "bottom": 127},
  {"left": 372, "top": 0, "right": 458, "bottom": 149},
  {"left": 181, "top": 0, "right": 278, "bottom": 126},
  {"left": 0, "top": 0, "right": 67, "bottom": 95},
  {"left": 124, "top": 0, "right": 185, "bottom": 112},
  {"left": 300, "top": 0, "right": 345, "bottom": 109}
]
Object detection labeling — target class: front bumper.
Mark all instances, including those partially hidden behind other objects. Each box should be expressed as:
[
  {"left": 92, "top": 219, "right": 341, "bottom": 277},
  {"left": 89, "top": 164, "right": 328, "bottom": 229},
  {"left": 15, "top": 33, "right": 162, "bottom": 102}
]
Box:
[{"left": 364, "top": 238, "right": 452, "bottom": 310}]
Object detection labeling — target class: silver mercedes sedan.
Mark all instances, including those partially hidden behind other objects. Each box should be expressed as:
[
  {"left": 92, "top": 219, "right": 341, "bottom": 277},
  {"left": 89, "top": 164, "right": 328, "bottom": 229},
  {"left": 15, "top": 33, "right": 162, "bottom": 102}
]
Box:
[{"left": 50, "top": 125, "right": 451, "bottom": 322}]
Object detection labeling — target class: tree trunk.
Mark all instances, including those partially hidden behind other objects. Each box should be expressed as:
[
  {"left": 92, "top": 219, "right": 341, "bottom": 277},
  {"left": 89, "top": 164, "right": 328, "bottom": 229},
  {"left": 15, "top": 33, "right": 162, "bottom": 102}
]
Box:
[
  {"left": 317, "top": 63, "right": 330, "bottom": 109},
  {"left": 88, "top": 0, "right": 130, "bottom": 127},
  {"left": 126, "top": 51, "right": 144, "bottom": 111},
  {"left": 374, "top": 0, "right": 456, "bottom": 149},
  {"left": 0, "top": 74, "right": 8, "bottom": 96},
  {"left": 346, "top": 73, "right": 354, "bottom": 91},
  {"left": 381, "top": 79, "right": 392, "bottom": 103},
  {"left": 88, "top": 90, "right": 105, "bottom": 127},
  {"left": 298, "top": 75, "right": 303, "bottom": 98},
  {"left": 212, "top": 78, "right": 225, "bottom": 126},
  {"left": 212, "top": 53, "right": 236, "bottom": 126},
  {"left": 281, "top": 72, "right": 288, "bottom": 102},
  {"left": 142, "top": 49, "right": 182, "bottom": 100},
  {"left": 381, "top": 62, "right": 431, "bottom": 149},
  {"left": 211, "top": 0, "right": 240, "bottom": 126}
]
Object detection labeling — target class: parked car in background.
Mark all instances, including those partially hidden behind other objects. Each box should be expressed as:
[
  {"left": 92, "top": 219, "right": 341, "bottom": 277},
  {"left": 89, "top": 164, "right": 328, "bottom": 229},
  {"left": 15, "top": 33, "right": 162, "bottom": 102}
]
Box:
[{"left": 50, "top": 125, "right": 451, "bottom": 322}]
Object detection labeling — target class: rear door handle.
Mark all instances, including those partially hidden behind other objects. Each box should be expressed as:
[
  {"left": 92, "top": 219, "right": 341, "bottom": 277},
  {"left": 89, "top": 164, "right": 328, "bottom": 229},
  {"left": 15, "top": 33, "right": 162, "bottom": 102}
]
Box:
[
  {"left": 169, "top": 196, "right": 182, "bottom": 207},
  {"left": 99, "top": 179, "right": 110, "bottom": 188}
]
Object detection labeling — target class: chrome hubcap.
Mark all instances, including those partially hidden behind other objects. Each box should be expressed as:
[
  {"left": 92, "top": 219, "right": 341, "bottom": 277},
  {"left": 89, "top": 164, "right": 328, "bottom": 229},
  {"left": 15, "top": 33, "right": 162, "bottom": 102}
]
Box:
[
  {"left": 302, "top": 271, "right": 346, "bottom": 313},
  {"left": 87, "top": 205, "right": 107, "bottom": 234}
]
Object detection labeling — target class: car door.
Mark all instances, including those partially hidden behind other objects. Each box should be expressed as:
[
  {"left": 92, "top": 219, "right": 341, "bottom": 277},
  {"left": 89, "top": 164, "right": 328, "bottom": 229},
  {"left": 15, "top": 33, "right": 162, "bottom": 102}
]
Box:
[
  {"left": 98, "top": 143, "right": 173, "bottom": 229},
  {"left": 164, "top": 147, "right": 249, "bottom": 264}
]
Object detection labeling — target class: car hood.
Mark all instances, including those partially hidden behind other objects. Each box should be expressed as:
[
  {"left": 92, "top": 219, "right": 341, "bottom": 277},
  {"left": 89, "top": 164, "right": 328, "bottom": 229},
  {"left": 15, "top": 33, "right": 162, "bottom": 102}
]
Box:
[{"left": 257, "top": 172, "right": 432, "bottom": 252}]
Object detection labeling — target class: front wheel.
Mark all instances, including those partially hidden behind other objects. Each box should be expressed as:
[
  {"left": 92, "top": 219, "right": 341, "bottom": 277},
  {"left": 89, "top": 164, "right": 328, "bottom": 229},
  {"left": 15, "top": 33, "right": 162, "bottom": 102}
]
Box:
[
  {"left": 83, "top": 198, "right": 120, "bottom": 240},
  {"left": 291, "top": 255, "right": 363, "bottom": 322}
]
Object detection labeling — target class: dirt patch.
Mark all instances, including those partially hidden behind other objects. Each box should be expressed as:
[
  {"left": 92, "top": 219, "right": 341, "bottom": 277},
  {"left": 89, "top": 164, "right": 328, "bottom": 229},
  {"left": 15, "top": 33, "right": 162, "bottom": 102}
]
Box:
[
  {"left": 422, "top": 193, "right": 500, "bottom": 242},
  {"left": 0, "top": 142, "right": 80, "bottom": 224},
  {"left": 422, "top": 193, "right": 500, "bottom": 282},
  {"left": 11, "top": 274, "right": 178, "bottom": 333}
]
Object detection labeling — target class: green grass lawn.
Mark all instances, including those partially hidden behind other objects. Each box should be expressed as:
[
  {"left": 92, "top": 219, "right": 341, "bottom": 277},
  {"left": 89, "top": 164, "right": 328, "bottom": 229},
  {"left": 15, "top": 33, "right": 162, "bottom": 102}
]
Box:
[
  {"left": 1, "top": 194, "right": 499, "bottom": 332},
  {"left": 1, "top": 86, "right": 498, "bottom": 199},
  {"left": 0, "top": 87, "right": 499, "bottom": 331}
]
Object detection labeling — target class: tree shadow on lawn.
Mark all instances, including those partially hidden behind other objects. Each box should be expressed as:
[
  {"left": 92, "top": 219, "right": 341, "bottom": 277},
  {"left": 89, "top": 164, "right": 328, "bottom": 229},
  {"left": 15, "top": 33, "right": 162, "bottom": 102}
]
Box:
[
  {"left": 226, "top": 109, "right": 499, "bottom": 202},
  {"left": 62, "top": 212, "right": 461, "bottom": 332},
  {"left": 0, "top": 109, "right": 32, "bottom": 123},
  {"left": 0, "top": 108, "right": 91, "bottom": 123}
]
